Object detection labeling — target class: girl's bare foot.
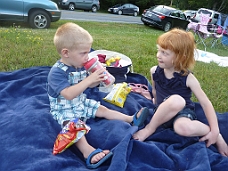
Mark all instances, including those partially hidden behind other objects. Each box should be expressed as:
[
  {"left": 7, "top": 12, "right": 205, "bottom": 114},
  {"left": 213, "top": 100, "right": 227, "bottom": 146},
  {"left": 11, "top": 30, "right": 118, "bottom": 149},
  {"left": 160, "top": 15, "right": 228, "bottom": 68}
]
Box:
[{"left": 132, "top": 127, "right": 152, "bottom": 141}]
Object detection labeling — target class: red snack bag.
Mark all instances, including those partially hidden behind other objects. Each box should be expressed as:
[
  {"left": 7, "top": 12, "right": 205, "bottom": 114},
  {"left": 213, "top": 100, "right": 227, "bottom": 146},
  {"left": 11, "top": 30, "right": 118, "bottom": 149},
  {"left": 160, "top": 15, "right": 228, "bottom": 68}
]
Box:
[{"left": 53, "top": 118, "right": 90, "bottom": 155}]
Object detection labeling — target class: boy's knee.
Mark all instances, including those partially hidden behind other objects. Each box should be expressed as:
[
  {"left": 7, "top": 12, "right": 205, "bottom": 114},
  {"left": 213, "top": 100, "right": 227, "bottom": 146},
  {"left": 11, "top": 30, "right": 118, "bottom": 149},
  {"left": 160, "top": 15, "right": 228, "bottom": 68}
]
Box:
[{"left": 96, "top": 105, "right": 109, "bottom": 117}]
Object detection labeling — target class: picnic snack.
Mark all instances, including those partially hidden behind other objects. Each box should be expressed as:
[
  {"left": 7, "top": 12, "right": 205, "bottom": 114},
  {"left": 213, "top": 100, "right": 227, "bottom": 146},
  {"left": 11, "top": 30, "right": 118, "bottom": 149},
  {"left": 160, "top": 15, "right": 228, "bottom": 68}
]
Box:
[
  {"left": 103, "top": 82, "right": 131, "bottom": 108},
  {"left": 53, "top": 118, "right": 90, "bottom": 155},
  {"left": 105, "top": 56, "right": 121, "bottom": 67}
]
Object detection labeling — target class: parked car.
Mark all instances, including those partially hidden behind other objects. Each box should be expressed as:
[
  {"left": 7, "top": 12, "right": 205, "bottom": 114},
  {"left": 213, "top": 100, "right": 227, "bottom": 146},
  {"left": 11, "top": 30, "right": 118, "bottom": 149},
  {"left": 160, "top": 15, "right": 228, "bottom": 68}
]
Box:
[
  {"left": 108, "top": 3, "right": 139, "bottom": 16},
  {"left": 141, "top": 5, "right": 189, "bottom": 32},
  {"left": 191, "top": 8, "right": 220, "bottom": 24},
  {"left": 184, "top": 10, "right": 197, "bottom": 20},
  {"left": 58, "top": 0, "right": 100, "bottom": 12},
  {"left": 0, "top": 0, "right": 61, "bottom": 29}
]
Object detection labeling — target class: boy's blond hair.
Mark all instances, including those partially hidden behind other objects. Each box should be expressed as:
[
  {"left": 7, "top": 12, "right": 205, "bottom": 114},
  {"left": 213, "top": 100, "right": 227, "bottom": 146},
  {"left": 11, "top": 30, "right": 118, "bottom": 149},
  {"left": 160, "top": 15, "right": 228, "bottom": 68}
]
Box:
[
  {"left": 157, "top": 28, "right": 196, "bottom": 75},
  {"left": 54, "top": 22, "right": 93, "bottom": 54}
]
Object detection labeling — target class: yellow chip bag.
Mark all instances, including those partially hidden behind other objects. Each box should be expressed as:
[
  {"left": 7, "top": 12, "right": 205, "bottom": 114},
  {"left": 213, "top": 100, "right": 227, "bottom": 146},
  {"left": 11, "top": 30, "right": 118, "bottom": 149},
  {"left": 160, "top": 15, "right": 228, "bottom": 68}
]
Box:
[{"left": 103, "top": 82, "right": 131, "bottom": 108}]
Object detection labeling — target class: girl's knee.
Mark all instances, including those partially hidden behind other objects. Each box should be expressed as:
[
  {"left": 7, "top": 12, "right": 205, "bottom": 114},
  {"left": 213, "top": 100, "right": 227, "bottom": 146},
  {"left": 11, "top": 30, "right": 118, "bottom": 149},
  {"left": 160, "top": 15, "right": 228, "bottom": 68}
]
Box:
[
  {"left": 166, "top": 95, "right": 186, "bottom": 110},
  {"left": 174, "top": 119, "right": 193, "bottom": 136}
]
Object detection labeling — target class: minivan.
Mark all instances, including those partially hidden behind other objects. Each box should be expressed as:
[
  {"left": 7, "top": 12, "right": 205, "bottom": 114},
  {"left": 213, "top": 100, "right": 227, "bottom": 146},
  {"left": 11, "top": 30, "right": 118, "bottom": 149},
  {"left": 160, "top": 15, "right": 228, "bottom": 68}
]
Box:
[
  {"left": 0, "top": 0, "right": 61, "bottom": 29},
  {"left": 192, "top": 8, "right": 220, "bottom": 24},
  {"left": 58, "top": 0, "right": 100, "bottom": 12}
]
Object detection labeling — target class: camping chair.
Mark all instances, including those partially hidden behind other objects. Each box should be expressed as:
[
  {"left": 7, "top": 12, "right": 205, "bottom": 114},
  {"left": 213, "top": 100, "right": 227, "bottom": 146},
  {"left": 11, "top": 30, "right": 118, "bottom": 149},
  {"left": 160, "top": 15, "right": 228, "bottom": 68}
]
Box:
[
  {"left": 211, "top": 13, "right": 228, "bottom": 49},
  {"left": 194, "top": 13, "right": 220, "bottom": 51},
  {"left": 187, "top": 20, "right": 199, "bottom": 35}
]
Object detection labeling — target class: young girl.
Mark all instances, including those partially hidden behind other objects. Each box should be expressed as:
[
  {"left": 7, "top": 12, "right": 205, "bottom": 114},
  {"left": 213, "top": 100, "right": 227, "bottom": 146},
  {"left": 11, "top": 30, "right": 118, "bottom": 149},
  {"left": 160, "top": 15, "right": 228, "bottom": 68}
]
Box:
[{"left": 133, "top": 28, "right": 228, "bottom": 157}]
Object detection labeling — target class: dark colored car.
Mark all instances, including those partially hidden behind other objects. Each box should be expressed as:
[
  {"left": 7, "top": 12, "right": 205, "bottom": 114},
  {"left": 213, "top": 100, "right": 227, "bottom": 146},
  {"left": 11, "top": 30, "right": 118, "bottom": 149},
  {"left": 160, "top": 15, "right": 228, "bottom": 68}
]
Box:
[
  {"left": 58, "top": 0, "right": 100, "bottom": 12},
  {"left": 108, "top": 3, "right": 139, "bottom": 16},
  {"left": 141, "top": 5, "right": 189, "bottom": 32},
  {"left": 0, "top": 0, "right": 61, "bottom": 29}
]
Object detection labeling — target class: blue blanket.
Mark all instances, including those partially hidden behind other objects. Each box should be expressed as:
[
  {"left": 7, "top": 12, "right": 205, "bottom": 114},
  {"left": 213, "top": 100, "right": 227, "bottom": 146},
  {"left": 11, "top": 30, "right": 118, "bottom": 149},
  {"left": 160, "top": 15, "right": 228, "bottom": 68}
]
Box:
[{"left": 0, "top": 66, "right": 227, "bottom": 171}]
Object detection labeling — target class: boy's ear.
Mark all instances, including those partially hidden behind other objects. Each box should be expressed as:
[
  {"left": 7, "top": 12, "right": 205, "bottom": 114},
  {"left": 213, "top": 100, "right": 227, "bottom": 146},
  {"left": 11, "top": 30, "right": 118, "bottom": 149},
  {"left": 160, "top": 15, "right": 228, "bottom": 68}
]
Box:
[{"left": 61, "top": 48, "right": 69, "bottom": 58}]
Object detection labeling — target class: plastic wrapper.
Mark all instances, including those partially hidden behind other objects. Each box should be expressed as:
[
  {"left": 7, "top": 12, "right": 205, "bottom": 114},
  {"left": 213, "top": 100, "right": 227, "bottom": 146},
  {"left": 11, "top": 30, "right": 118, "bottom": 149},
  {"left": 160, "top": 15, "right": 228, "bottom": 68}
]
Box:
[
  {"left": 105, "top": 56, "right": 121, "bottom": 67},
  {"left": 103, "top": 82, "right": 131, "bottom": 108},
  {"left": 53, "top": 118, "right": 90, "bottom": 155}
]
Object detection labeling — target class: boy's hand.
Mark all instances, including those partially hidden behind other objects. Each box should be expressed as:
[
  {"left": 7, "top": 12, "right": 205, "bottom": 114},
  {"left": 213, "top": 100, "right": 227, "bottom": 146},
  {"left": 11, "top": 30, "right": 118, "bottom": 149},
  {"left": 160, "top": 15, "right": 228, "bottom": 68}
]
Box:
[
  {"left": 87, "top": 69, "right": 106, "bottom": 85},
  {"left": 61, "top": 69, "right": 107, "bottom": 100}
]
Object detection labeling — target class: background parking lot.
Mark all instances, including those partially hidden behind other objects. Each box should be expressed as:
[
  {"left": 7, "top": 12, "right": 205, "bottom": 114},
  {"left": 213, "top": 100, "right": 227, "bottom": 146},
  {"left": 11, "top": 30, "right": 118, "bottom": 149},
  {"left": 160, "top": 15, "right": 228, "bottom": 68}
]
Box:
[{"left": 60, "top": 10, "right": 143, "bottom": 24}]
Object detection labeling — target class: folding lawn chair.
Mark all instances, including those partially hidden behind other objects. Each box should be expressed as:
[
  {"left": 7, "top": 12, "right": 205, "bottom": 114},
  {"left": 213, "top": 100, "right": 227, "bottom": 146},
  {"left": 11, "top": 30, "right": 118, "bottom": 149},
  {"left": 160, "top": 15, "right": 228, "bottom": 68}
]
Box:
[
  {"left": 187, "top": 20, "right": 197, "bottom": 31},
  {"left": 187, "top": 20, "right": 199, "bottom": 35},
  {"left": 194, "top": 13, "right": 221, "bottom": 51}
]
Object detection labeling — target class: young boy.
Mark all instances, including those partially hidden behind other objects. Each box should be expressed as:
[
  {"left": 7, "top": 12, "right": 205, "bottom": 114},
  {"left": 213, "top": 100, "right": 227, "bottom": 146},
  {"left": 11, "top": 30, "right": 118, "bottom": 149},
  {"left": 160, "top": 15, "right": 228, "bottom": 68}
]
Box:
[{"left": 47, "top": 22, "right": 149, "bottom": 169}]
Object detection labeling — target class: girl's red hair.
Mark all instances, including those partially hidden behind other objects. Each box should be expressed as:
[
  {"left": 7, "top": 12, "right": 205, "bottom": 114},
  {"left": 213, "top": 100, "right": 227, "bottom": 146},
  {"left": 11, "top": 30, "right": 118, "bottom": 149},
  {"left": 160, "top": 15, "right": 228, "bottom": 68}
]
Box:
[{"left": 157, "top": 28, "right": 196, "bottom": 75}]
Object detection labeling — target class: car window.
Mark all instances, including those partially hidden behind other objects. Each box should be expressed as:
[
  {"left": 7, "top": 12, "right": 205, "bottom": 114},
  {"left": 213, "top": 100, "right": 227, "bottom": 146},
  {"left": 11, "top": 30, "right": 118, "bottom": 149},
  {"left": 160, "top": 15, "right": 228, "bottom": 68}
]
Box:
[
  {"left": 198, "top": 9, "right": 212, "bottom": 17},
  {"left": 130, "top": 4, "right": 137, "bottom": 8},
  {"left": 153, "top": 6, "right": 171, "bottom": 15},
  {"left": 180, "top": 12, "right": 187, "bottom": 20},
  {"left": 171, "top": 11, "right": 180, "bottom": 17},
  {"left": 123, "top": 4, "right": 129, "bottom": 8},
  {"left": 214, "top": 13, "right": 219, "bottom": 19}
]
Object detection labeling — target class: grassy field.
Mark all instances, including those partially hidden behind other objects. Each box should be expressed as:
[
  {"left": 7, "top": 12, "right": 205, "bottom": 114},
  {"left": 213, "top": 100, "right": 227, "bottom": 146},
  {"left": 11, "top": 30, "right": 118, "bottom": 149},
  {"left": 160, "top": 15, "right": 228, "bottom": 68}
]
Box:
[{"left": 0, "top": 20, "right": 228, "bottom": 112}]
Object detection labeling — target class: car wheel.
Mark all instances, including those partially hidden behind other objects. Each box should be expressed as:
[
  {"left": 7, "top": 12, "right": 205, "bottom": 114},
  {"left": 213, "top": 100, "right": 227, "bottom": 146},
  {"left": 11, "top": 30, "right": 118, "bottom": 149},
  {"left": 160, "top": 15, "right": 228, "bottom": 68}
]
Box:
[
  {"left": 133, "top": 12, "right": 138, "bottom": 16},
  {"left": 118, "top": 10, "right": 122, "bottom": 15},
  {"left": 68, "top": 3, "right": 75, "bottom": 11},
  {"left": 91, "top": 5, "right": 98, "bottom": 12},
  {"left": 28, "top": 10, "right": 50, "bottom": 29},
  {"left": 143, "top": 22, "right": 149, "bottom": 26},
  {"left": 163, "top": 22, "right": 171, "bottom": 32}
]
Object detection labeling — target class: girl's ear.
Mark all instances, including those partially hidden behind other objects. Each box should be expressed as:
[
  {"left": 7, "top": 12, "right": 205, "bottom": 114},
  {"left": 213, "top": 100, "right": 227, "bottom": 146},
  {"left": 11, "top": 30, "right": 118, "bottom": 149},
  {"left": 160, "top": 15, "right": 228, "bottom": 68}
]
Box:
[{"left": 61, "top": 48, "right": 69, "bottom": 58}]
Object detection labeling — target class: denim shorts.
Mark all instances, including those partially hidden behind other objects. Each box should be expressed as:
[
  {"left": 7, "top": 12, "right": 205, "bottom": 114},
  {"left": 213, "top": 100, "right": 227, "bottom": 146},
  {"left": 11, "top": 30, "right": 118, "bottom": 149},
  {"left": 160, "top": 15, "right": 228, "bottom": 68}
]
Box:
[{"left": 161, "top": 107, "right": 197, "bottom": 129}]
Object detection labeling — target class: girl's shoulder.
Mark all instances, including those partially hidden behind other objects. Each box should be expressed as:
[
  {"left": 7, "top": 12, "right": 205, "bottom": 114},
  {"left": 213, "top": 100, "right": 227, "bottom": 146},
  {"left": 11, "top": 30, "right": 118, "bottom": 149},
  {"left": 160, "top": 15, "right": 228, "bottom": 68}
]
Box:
[
  {"left": 150, "top": 66, "right": 158, "bottom": 74},
  {"left": 186, "top": 72, "right": 200, "bottom": 88}
]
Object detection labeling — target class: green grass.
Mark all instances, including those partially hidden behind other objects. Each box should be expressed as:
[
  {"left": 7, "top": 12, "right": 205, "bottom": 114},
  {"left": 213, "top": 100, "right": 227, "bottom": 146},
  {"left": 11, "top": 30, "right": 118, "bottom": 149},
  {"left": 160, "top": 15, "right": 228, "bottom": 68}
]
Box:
[{"left": 0, "top": 20, "right": 228, "bottom": 112}]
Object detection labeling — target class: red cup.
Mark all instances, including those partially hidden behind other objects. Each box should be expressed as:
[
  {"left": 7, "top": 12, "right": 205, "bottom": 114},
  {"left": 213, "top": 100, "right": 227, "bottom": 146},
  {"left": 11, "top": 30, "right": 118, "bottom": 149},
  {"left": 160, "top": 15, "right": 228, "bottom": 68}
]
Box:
[{"left": 84, "top": 57, "right": 115, "bottom": 87}]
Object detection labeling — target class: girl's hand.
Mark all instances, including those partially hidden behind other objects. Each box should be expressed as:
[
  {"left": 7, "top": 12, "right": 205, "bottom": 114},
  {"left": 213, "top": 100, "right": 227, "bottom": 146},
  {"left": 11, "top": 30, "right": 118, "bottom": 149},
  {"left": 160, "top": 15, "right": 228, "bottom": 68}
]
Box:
[{"left": 199, "top": 131, "right": 219, "bottom": 147}]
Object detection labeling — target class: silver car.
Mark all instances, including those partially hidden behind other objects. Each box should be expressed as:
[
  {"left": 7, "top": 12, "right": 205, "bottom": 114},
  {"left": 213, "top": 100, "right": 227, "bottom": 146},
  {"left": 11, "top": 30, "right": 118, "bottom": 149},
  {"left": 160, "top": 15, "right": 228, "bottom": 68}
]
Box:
[
  {"left": 184, "top": 10, "right": 197, "bottom": 20},
  {"left": 58, "top": 0, "right": 100, "bottom": 12},
  {"left": 192, "top": 8, "right": 220, "bottom": 24}
]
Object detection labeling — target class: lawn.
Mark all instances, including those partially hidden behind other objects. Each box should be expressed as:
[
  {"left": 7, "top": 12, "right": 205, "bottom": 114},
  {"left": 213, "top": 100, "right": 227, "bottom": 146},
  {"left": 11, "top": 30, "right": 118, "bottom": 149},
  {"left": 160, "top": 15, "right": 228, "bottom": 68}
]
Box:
[{"left": 0, "top": 20, "right": 227, "bottom": 112}]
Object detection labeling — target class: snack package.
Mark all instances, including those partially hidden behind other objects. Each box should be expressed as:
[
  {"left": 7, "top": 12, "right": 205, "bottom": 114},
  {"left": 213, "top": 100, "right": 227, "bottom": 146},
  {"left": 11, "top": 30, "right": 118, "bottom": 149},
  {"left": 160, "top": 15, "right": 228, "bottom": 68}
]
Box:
[
  {"left": 103, "top": 82, "right": 131, "bottom": 108},
  {"left": 105, "top": 56, "right": 121, "bottom": 67},
  {"left": 53, "top": 118, "right": 90, "bottom": 155}
]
